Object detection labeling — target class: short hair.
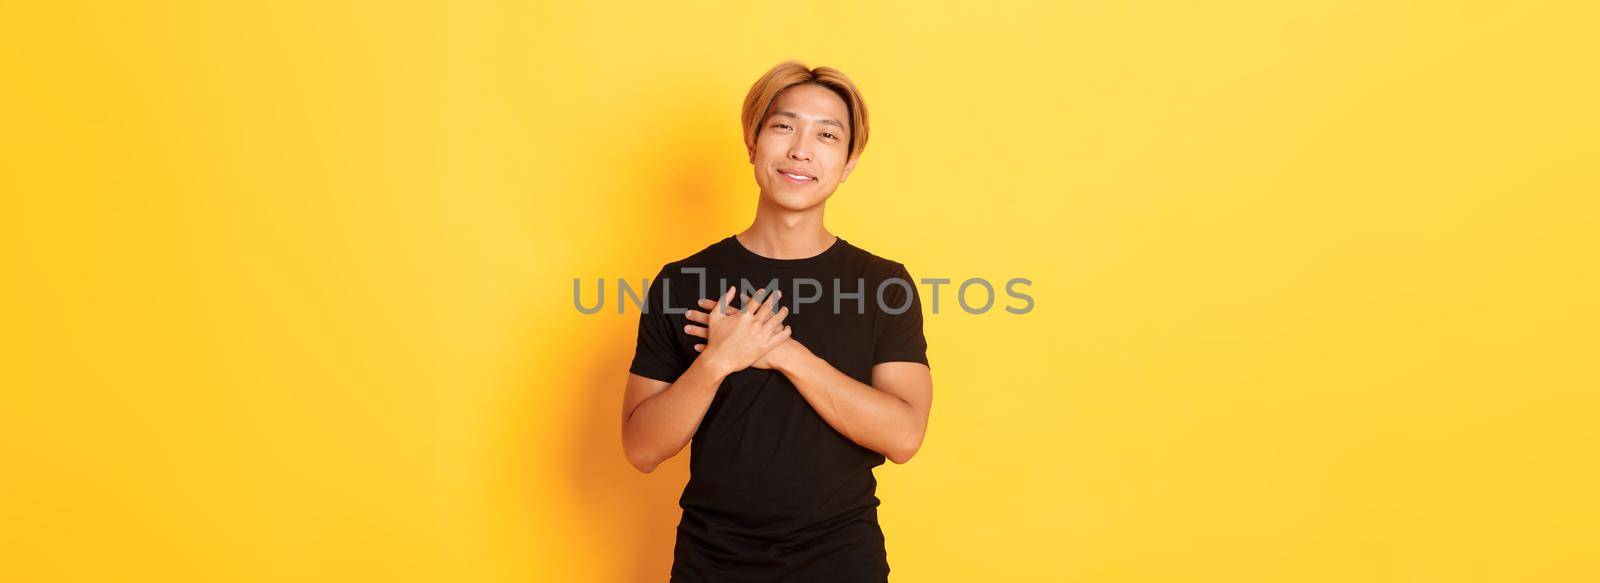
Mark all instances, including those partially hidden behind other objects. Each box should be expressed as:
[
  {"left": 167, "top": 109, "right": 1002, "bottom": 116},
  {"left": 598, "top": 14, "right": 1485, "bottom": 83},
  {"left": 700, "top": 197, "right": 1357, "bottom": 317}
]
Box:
[{"left": 741, "top": 61, "right": 870, "bottom": 163}]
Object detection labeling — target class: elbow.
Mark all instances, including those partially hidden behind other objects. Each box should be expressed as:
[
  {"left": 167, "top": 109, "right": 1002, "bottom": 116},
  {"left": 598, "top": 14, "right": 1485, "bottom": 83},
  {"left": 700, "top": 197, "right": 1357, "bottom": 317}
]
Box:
[
  {"left": 622, "top": 437, "right": 662, "bottom": 473},
  {"left": 886, "top": 437, "right": 924, "bottom": 465},
  {"left": 886, "top": 448, "right": 917, "bottom": 465},
  {"left": 626, "top": 447, "right": 661, "bottom": 473}
]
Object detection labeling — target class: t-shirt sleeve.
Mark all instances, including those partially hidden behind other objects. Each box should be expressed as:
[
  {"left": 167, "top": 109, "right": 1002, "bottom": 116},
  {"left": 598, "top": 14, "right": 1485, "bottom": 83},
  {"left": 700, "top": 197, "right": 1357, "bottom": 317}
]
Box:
[
  {"left": 629, "top": 268, "right": 692, "bottom": 383},
  {"left": 873, "top": 263, "right": 930, "bottom": 368}
]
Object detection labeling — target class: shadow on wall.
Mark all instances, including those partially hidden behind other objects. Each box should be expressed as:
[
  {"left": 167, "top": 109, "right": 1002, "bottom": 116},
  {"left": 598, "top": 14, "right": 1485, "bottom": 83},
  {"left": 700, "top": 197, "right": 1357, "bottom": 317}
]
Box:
[{"left": 562, "top": 92, "right": 746, "bottom": 581}]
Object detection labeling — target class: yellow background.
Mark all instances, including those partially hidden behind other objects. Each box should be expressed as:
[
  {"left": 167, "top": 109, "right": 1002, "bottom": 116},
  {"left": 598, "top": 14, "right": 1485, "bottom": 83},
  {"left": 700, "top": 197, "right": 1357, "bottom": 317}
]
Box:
[{"left": 3, "top": 1, "right": 1596, "bottom": 581}]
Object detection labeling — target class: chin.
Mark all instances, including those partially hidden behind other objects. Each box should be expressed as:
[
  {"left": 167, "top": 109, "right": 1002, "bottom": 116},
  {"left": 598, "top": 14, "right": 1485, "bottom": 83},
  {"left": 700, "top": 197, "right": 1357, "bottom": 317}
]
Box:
[{"left": 763, "top": 188, "right": 830, "bottom": 211}]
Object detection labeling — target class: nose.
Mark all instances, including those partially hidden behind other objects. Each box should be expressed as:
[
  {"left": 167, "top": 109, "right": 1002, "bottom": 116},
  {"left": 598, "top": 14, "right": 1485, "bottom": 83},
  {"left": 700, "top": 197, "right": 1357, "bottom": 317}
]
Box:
[{"left": 786, "top": 134, "right": 811, "bottom": 162}]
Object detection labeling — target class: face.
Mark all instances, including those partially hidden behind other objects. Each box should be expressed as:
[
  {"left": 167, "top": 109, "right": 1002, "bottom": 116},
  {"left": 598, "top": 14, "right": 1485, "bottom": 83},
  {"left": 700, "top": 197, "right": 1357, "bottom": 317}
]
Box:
[{"left": 748, "top": 83, "right": 857, "bottom": 211}]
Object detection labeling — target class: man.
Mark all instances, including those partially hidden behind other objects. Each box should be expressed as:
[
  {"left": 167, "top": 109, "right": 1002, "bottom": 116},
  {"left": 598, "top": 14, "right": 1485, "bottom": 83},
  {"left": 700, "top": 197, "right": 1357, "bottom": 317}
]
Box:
[{"left": 621, "top": 60, "right": 934, "bottom": 582}]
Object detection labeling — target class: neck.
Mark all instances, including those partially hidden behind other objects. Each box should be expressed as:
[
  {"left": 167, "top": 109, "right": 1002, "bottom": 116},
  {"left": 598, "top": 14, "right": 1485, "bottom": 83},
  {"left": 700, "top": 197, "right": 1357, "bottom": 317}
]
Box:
[{"left": 737, "top": 196, "right": 835, "bottom": 259}]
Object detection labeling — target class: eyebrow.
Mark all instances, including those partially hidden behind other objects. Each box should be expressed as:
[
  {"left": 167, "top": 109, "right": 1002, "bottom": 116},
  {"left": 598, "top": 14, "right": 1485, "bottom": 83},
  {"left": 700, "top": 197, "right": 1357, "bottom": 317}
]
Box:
[{"left": 771, "top": 110, "right": 845, "bottom": 129}]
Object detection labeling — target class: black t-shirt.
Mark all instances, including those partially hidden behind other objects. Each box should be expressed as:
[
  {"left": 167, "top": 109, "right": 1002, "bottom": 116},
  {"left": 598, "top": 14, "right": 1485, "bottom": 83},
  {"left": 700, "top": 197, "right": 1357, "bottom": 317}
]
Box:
[{"left": 630, "top": 235, "right": 929, "bottom": 582}]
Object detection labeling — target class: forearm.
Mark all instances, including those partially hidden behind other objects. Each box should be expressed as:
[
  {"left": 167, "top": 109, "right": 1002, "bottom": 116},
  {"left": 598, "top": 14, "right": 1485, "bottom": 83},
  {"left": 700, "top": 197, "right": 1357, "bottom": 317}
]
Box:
[
  {"left": 771, "top": 344, "right": 922, "bottom": 463},
  {"left": 622, "top": 358, "right": 727, "bottom": 472}
]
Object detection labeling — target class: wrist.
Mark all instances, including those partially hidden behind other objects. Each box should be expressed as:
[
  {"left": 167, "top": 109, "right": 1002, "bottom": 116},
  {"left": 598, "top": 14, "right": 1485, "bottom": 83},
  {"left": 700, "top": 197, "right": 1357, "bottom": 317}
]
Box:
[
  {"left": 695, "top": 349, "right": 735, "bottom": 380},
  {"left": 768, "top": 339, "right": 810, "bottom": 372}
]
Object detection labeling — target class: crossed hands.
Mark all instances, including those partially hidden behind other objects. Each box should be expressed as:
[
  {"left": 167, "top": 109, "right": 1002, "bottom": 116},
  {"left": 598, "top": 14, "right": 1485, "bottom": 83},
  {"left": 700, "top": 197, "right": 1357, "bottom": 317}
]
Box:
[{"left": 684, "top": 287, "right": 794, "bottom": 375}]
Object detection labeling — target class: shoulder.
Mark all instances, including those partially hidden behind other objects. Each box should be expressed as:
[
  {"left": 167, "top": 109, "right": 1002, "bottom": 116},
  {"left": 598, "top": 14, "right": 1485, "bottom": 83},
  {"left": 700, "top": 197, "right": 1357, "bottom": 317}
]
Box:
[
  {"left": 652, "top": 236, "right": 735, "bottom": 277},
  {"left": 841, "top": 240, "right": 915, "bottom": 279}
]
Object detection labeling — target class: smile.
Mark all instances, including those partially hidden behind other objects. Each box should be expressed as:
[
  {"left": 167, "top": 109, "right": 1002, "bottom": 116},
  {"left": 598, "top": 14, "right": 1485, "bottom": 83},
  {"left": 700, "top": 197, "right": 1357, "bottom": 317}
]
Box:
[{"left": 778, "top": 169, "right": 815, "bottom": 183}]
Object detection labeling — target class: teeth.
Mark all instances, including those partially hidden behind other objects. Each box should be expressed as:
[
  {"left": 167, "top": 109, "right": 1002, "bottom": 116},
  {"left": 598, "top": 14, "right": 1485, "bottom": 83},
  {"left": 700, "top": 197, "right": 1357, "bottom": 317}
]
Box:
[{"left": 784, "top": 172, "right": 811, "bottom": 180}]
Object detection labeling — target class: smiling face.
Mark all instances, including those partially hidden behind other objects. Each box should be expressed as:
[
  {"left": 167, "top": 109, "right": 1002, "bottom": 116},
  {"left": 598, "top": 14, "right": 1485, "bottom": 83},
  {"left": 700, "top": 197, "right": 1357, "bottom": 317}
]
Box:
[{"left": 748, "top": 83, "right": 858, "bottom": 212}]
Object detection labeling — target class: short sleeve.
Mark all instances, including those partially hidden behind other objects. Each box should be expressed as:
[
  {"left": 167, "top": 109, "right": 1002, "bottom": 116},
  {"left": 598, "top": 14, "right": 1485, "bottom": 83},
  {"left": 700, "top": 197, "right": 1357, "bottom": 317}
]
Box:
[
  {"left": 873, "top": 263, "right": 930, "bottom": 368},
  {"left": 629, "top": 269, "right": 691, "bottom": 382}
]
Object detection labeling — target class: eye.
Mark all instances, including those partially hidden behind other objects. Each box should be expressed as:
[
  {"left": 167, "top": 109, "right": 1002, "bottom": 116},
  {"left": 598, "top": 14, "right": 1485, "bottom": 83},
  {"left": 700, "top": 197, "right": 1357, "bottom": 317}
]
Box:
[
  {"left": 822, "top": 132, "right": 837, "bottom": 140},
  {"left": 772, "top": 123, "right": 792, "bottom": 130}
]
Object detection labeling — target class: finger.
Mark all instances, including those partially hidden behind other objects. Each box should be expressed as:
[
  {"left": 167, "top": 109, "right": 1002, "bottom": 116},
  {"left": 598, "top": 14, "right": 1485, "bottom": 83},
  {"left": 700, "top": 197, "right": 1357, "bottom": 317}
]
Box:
[
  {"left": 683, "top": 324, "right": 707, "bottom": 339},
  {"left": 685, "top": 309, "right": 709, "bottom": 324},
  {"left": 769, "top": 325, "right": 792, "bottom": 345},
  {"left": 743, "top": 288, "right": 766, "bottom": 315},
  {"left": 763, "top": 312, "right": 786, "bottom": 338},
  {"left": 701, "top": 297, "right": 737, "bottom": 316},
  {"left": 758, "top": 289, "right": 782, "bottom": 320},
  {"left": 713, "top": 286, "right": 735, "bottom": 319},
  {"left": 693, "top": 343, "right": 705, "bottom": 352},
  {"left": 763, "top": 305, "right": 789, "bottom": 329}
]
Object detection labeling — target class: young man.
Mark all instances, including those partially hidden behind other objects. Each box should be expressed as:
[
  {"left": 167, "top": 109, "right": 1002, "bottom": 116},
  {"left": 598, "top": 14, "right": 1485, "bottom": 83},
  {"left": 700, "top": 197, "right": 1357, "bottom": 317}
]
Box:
[{"left": 620, "top": 61, "right": 934, "bottom": 582}]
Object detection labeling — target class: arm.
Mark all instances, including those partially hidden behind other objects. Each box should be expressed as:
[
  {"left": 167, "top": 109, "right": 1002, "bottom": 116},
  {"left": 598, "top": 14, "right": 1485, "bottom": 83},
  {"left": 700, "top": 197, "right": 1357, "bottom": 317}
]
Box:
[
  {"left": 768, "top": 343, "right": 933, "bottom": 464},
  {"left": 687, "top": 297, "right": 933, "bottom": 464},
  {"left": 620, "top": 362, "right": 727, "bottom": 473},
  {"left": 621, "top": 287, "right": 791, "bottom": 473}
]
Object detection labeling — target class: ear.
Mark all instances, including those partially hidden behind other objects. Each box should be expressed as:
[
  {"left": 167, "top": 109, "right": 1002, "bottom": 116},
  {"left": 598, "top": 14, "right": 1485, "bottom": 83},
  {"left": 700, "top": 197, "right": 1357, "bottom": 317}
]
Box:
[{"left": 840, "top": 155, "right": 858, "bottom": 183}]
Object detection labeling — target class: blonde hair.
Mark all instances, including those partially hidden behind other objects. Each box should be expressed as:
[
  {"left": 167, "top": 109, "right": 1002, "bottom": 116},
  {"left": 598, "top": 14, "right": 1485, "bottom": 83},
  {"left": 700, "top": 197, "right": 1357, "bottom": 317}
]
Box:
[{"left": 741, "top": 61, "right": 870, "bottom": 162}]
